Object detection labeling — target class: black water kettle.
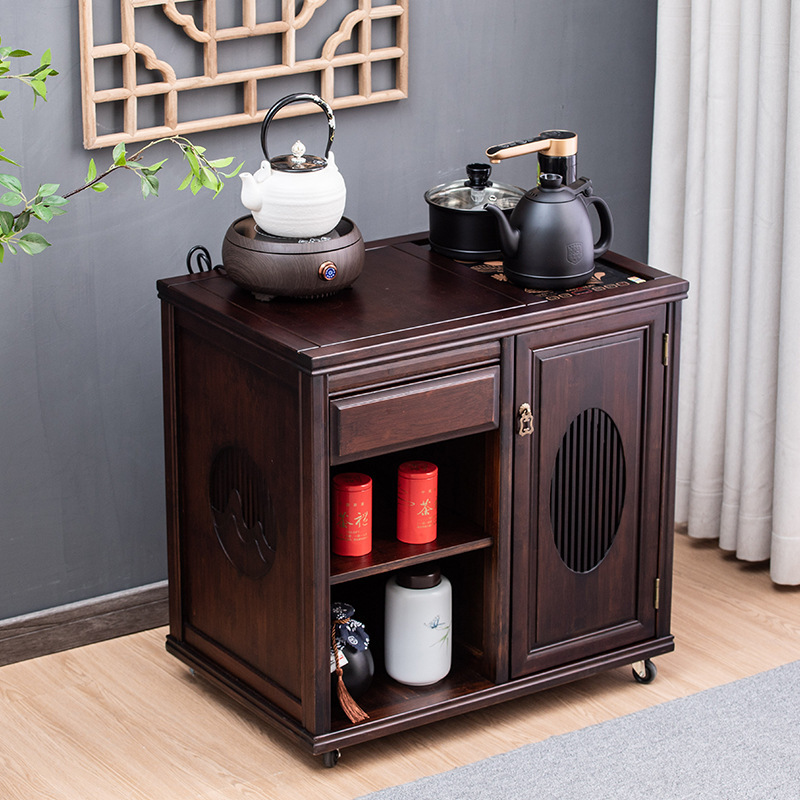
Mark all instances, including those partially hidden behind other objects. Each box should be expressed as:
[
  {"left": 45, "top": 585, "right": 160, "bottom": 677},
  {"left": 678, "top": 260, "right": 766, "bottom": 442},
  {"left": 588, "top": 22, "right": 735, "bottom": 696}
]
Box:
[{"left": 485, "top": 174, "right": 613, "bottom": 290}]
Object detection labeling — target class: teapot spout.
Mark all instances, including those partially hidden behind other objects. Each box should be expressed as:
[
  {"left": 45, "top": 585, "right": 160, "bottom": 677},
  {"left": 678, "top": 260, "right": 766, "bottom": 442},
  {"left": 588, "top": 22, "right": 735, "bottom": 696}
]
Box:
[
  {"left": 484, "top": 203, "right": 520, "bottom": 258},
  {"left": 239, "top": 172, "right": 262, "bottom": 213}
]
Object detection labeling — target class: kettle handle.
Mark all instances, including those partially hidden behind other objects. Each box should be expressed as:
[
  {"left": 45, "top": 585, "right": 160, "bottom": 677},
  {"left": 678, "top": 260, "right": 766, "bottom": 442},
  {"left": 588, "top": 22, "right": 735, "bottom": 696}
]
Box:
[
  {"left": 260, "top": 93, "right": 336, "bottom": 161},
  {"left": 584, "top": 195, "right": 614, "bottom": 258}
]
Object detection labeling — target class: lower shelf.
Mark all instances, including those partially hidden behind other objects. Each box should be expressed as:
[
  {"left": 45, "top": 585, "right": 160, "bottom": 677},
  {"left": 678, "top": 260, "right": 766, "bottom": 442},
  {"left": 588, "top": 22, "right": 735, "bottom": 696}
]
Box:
[
  {"left": 331, "top": 659, "right": 495, "bottom": 731},
  {"left": 320, "top": 635, "right": 676, "bottom": 752}
]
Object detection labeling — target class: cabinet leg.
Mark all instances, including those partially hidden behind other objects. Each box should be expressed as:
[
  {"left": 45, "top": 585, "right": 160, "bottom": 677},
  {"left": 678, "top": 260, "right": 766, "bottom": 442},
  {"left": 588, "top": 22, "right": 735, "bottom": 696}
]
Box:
[
  {"left": 632, "top": 659, "right": 658, "bottom": 684},
  {"left": 321, "top": 749, "right": 341, "bottom": 768}
]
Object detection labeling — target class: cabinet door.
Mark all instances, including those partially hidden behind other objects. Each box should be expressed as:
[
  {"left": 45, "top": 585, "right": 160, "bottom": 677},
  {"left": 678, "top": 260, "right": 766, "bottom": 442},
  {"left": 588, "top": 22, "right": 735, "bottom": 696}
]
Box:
[{"left": 511, "top": 310, "right": 666, "bottom": 677}]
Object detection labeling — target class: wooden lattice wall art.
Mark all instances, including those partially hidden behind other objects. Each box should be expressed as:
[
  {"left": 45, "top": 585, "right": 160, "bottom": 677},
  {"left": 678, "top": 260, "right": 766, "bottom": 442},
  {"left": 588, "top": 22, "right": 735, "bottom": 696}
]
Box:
[{"left": 78, "top": 0, "right": 409, "bottom": 149}]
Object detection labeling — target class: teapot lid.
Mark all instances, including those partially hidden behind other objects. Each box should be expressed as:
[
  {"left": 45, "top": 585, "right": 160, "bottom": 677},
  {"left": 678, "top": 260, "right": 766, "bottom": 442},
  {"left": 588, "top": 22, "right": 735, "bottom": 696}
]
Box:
[
  {"left": 525, "top": 173, "right": 585, "bottom": 203},
  {"left": 269, "top": 140, "right": 327, "bottom": 173}
]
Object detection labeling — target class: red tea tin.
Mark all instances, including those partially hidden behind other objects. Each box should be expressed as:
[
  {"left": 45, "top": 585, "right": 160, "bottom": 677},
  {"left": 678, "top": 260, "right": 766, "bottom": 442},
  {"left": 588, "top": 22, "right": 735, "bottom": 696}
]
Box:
[
  {"left": 396, "top": 461, "right": 438, "bottom": 544},
  {"left": 332, "top": 473, "right": 372, "bottom": 556}
]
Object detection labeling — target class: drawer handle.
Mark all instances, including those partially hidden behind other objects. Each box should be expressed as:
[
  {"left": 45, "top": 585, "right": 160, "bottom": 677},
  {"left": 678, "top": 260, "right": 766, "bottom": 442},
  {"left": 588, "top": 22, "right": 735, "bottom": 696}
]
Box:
[{"left": 517, "top": 403, "right": 534, "bottom": 437}]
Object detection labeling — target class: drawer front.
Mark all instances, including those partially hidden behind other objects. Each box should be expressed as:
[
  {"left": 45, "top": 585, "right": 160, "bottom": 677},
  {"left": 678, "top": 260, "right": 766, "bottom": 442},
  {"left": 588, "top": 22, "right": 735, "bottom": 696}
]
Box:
[{"left": 330, "top": 366, "right": 500, "bottom": 462}]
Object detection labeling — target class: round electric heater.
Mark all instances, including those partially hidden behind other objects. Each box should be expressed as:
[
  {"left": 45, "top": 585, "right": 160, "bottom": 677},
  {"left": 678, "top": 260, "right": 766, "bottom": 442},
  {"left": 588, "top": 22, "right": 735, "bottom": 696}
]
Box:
[{"left": 220, "top": 215, "right": 365, "bottom": 301}]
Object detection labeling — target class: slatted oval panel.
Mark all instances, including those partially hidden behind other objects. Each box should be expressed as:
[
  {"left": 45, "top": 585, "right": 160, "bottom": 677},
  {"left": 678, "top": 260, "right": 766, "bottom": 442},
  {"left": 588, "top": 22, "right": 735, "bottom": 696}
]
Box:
[{"left": 550, "top": 407, "right": 626, "bottom": 573}]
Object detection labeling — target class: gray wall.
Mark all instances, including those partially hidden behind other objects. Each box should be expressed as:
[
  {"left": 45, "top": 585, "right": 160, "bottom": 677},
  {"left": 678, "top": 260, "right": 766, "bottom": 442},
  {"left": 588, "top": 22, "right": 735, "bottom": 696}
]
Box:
[{"left": 0, "top": 1, "right": 657, "bottom": 620}]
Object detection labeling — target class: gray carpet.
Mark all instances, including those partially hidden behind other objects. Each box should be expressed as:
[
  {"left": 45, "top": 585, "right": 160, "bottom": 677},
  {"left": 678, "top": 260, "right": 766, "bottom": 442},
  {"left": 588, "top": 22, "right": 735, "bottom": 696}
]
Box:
[{"left": 357, "top": 660, "right": 800, "bottom": 800}]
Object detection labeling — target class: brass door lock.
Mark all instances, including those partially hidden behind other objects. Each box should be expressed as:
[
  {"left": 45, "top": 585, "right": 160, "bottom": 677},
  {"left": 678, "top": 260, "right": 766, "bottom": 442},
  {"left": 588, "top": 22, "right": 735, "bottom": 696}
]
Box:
[{"left": 517, "top": 402, "right": 534, "bottom": 436}]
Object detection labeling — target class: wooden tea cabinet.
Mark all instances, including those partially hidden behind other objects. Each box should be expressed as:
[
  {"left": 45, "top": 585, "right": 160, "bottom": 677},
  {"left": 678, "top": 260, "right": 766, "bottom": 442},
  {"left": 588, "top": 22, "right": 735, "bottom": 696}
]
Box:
[{"left": 158, "top": 236, "right": 688, "bottom": 765}]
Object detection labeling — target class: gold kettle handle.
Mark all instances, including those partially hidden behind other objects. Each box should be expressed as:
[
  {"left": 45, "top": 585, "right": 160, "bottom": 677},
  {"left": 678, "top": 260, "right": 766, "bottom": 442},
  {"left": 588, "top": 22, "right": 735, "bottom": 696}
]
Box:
[{"left": 486, "top": 130, "right": 577, "bottom": 164}]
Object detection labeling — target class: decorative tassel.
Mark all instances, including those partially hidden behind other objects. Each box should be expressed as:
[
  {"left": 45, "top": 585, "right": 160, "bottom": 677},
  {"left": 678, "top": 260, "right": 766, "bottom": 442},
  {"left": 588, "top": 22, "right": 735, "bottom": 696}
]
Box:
[
  {"left": 332, "top": 621, "right": 370, "bottom": 724},
  {"left": 335, "top": 665, "right": 370, "bottom": 723}
]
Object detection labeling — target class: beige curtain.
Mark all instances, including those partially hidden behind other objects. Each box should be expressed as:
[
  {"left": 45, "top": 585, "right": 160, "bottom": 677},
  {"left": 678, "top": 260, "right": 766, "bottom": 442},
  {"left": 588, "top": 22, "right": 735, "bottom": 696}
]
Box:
[{"left": 649, "top": 0, "right": 800, "bottom": 584}]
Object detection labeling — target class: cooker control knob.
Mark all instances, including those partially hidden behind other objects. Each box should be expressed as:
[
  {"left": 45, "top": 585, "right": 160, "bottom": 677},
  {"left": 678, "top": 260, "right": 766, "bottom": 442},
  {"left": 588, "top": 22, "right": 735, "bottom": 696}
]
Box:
[{"left": 319, "top": 261, "right": 337, "bottom": 281}]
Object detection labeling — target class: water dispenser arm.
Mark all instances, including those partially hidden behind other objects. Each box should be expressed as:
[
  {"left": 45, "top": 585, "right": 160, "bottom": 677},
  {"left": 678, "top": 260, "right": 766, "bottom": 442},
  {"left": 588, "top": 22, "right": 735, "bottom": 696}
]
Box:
[{"left": 486, "top": 130, "right": 578, "bottom": 164}]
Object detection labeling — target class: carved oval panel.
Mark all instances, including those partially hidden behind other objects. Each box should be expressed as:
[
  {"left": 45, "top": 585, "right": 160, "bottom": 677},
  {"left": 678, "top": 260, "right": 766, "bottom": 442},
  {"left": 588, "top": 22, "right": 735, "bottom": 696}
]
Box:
[
  {"left": 209, "top": 446, "right": 277, "bottom": 579},
  {"left": 550, "top": 408, "right": 625, "bottom": 573}
]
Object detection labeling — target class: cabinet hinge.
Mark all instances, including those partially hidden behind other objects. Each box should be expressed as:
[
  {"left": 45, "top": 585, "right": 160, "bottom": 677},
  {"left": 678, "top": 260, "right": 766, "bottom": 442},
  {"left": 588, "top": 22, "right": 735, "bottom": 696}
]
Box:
[
  {"left": 662, "top": 333, "right": 670, "bottom": 367},
  {"left": 654, "top": 577, "right": 661, "bottom": 610}
]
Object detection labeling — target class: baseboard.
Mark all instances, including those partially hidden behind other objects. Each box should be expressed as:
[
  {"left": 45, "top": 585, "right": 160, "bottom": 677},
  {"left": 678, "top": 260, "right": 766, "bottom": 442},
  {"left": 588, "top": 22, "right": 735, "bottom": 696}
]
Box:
[{"left": 0, "top": 582, "right": 169, "bottom": 667}]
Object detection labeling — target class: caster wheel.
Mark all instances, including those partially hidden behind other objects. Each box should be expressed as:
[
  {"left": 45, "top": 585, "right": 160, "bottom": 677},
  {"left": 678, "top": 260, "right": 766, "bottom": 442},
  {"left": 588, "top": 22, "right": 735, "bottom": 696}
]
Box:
[
  {"left": 632, "top": 659, "right": 657, "bottom": 684},
  {"left": 322, "top": 749, "right": 341, "bottom": 768}
]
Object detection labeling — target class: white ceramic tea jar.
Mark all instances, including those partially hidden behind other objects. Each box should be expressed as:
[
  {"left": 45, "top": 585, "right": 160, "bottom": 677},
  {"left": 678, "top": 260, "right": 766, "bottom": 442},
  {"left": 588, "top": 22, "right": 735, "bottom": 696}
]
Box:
[{"left": 384, "top": 563, "right": 452, "bottom": 686}]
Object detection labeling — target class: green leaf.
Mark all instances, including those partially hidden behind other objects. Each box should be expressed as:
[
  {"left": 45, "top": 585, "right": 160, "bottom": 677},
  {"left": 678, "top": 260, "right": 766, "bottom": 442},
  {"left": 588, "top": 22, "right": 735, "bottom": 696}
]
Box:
[
  {"left": 139, "top": 173, "right": 159, "bottom": 198},
  {"left": 0, "top": 210, "right": 13, "bottom": 234},
  {"left": 17, "top": 232, "right": 50, "bottom": 255},
  {"left": 0, "top": 174, "right": 22, "bottom": 192},
  {"left": 14, "top": 210, "right": 30, "bottom": 231},
  {"left": 199, "top": 167, "right": 217, "bottom": 190},
  {"left": 32, "top": 204, "right": 54, "bottom": 222},
  {"left": 177, "top": 172, "right": 193, "bottom": 191},
  {"left": 222, "top": 162, "right": 244, "bottom": 179},
  {"left": 41, "top": 193, "right": 68, "bottom": 207},
  {"left": 30, "top": 79, "right": 47, "bottom": 101},
  {"left": 8, "top": 49, "right": 32, "bottom": 58},
  {"left": 185, "top": 149, "right": 200, "bottom": 176},
  {"left": 112, "top": 142, "right": 127, "bottom": 166},
  {"left": 0, "top": 149, "right": 20, "bottom": 167},
  {"left": 7, "top": 242, "right": 17, "bottom": 255},
  {"left": 40, "top": 48, "right": 52, "bottom": 66},
  {"left": 145, "top": 158, "right": 168, "bottom": 173},
  {"left": 91, "top": 182, "right": 109, "bottom": 193},
  {"left": 86, "top": 158, "right": 97, "bottom": 182},
  {"left": 0, "top": 89, "right": 9, "bottom": 102},
  {"left": 37, "top": 183, "right": 59, "bottom": 197},
  {"left": 207, "top": 156, "right": 234, "bottom": 169},
  {"left": 0, "top": 190, "right": 23, "bottom": 206},
  {"left": 0, "top": 242, "right": 4, "bottom": 263}
]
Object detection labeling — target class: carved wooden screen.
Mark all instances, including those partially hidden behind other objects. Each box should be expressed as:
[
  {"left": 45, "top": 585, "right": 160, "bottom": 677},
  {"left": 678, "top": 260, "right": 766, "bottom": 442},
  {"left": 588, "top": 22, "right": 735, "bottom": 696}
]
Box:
[{"left": 79, "top": 0, "right": 409, "bottom": 149}]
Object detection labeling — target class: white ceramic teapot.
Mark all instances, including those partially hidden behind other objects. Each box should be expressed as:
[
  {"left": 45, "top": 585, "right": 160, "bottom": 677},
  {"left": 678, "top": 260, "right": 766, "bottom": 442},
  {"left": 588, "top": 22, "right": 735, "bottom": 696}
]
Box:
[{"left": 240, "top": 93, "right": 346, "bottom": 239}]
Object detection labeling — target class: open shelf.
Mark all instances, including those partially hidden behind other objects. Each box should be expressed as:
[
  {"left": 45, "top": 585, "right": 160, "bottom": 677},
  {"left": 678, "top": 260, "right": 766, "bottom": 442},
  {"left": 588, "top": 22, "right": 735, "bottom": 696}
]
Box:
[
  {"left": 330, "top": 657, "right": 495, "bottom": 731},
  {"left": 330, "top": 512, "right": 492, "bottom": 584}
]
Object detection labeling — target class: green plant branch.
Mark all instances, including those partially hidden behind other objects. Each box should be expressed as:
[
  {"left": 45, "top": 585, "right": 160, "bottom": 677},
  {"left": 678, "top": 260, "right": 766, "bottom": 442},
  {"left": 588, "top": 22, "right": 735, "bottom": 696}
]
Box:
[{"left": 0, "top": 36, "right": 242, "bottom": 263}]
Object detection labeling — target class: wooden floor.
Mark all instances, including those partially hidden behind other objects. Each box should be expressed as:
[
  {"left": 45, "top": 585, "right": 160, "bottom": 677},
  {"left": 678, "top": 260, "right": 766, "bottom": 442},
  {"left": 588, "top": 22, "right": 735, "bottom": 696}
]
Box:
[{"left": 1, "top": 533, "right": 799, "bottom": 800}]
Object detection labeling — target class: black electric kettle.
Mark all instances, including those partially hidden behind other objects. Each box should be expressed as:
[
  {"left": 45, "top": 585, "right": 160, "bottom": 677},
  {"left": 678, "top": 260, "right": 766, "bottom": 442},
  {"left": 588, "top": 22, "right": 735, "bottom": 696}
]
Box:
[{"left": 484, "top": 173, "right": 613, "bottom": 290}]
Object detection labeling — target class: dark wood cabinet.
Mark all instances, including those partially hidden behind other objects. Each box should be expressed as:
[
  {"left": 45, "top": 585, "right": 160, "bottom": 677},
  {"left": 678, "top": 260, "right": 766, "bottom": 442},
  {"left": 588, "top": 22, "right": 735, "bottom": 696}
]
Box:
[{"left": 158, "top": 237, "right": 687, "bottom": 763}]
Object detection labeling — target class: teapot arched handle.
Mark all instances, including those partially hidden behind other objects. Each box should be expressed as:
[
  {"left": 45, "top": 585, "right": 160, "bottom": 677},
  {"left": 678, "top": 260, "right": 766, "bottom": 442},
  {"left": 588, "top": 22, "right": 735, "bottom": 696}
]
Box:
[
  {"left": 584, "top": 195, "right": 614, "bottom": 257},
  {"left": 260, "top": 93, "right": 336, "bottom": 161}
]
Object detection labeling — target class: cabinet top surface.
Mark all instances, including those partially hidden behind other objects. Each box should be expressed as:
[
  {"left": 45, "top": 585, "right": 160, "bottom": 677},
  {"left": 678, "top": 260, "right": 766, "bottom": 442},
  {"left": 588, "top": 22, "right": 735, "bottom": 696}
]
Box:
[{"left": 158, "top": 236, "right": 688, "bottom": 369}]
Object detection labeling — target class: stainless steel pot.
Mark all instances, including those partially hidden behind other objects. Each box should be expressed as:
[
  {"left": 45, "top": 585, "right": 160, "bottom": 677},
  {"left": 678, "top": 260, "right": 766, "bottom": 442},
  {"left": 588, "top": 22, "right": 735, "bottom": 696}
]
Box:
[{"left": 425, "top": 163, "right": 523, "bottom": 261}]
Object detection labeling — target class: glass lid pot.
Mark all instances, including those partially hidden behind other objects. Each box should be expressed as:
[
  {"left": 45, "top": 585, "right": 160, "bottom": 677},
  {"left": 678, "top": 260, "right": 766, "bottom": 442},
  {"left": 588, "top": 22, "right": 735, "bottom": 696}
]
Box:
[{"left": 425, "top": 163, "right": 523, "bottom": 211}]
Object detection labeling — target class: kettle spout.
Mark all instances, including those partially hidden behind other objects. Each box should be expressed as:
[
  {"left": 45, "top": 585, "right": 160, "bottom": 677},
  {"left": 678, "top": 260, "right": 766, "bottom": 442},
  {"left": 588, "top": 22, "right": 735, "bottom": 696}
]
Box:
[
  {"left": 239, "top": 171, "right": 262, "bottom": 213},
  {"left": 484, "top": 203, "right": 520, "bottom": 258}
]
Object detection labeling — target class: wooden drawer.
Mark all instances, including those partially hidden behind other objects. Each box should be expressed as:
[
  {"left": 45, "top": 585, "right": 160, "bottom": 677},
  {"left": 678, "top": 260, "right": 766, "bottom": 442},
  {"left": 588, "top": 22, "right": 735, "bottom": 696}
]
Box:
[{"left": 330, "top": 366, "right": 500, "bottom": 462}]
